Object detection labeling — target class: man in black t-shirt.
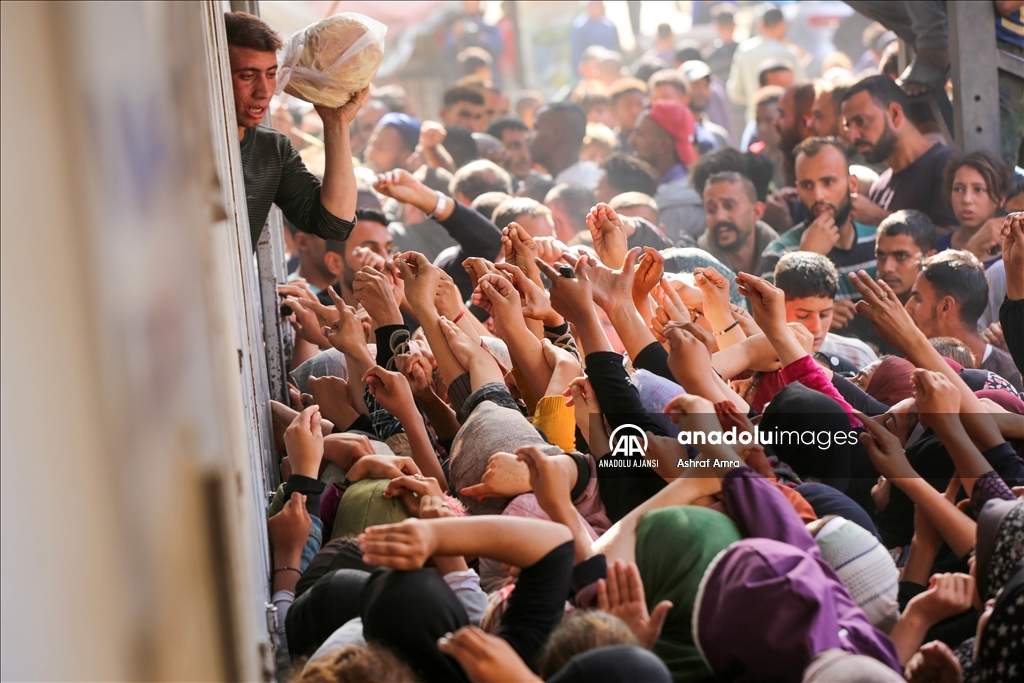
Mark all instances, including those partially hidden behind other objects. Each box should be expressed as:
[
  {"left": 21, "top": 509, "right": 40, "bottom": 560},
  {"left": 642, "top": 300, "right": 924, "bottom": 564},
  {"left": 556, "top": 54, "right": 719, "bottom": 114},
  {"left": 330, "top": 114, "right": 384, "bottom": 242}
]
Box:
[{"left": 840, "top": 75, "right": 958, "bottom": 231}]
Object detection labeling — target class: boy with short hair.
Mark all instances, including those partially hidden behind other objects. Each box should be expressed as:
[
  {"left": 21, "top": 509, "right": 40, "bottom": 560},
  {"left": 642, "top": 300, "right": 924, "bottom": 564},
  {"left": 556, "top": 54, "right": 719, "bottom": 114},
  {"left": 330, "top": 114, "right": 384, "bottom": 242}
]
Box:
[{"left": 774, "top": 251, "right": 878, "bottom": 372}]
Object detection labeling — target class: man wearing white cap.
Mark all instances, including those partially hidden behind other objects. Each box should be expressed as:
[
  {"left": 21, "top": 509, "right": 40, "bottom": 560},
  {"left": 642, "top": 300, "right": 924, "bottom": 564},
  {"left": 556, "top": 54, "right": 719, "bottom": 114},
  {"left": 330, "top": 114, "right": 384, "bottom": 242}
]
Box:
[{"left": 679, "top": 60, "right": 733, "bottom": 149}]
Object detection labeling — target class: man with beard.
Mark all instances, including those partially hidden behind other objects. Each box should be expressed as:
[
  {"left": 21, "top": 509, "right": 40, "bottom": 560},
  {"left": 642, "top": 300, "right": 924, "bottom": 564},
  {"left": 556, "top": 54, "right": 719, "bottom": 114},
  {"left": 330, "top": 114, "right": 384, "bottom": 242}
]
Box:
[
  {"left": 697, "top": 171, "right": 778, "bottom": 275},
  {"left": 874, "top": 209, "right": 936, "bottom": 305},
  {"left": 775, "top": 82, "right": 815, "bottom": 186},
  {"left": 323, "top": 208, "right": 396, "bottom": 307},
  {"left": 759, "top": 137, "right": 878, "bottom": 322},
  {"left": 840, "top": 75, "right": 958, "bottom": 229}
]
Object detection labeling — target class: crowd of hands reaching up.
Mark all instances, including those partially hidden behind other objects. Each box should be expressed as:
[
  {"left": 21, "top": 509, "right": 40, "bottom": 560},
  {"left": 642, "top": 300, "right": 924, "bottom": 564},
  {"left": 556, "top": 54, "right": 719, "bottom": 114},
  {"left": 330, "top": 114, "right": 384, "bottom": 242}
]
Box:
[{"left": 265, "top": 201, "right": 1024, "bottom": 682}]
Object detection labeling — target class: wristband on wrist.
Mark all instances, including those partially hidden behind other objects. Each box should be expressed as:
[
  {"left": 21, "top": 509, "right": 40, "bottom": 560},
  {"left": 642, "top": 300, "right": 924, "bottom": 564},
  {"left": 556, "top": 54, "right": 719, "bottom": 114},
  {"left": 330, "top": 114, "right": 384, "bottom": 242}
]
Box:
[
  {"left": 273, "top": 566, "right": 301, "bottom": 576},
  {"left": 714, "top": 320, "right": 740, "bottom": 336},
  {"left": 452, "top": 309, "right": 466, "bottom": 324},
  {"left": 427, "top": 191, "right": 450, "bottom": 220}
]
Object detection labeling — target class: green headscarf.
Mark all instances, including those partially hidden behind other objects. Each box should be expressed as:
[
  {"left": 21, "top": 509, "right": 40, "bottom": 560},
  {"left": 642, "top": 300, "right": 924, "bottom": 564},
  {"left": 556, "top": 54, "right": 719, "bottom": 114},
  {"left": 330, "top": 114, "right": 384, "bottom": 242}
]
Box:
[{"left": 635, "top": 506, "right": 741, "bottom": 683}]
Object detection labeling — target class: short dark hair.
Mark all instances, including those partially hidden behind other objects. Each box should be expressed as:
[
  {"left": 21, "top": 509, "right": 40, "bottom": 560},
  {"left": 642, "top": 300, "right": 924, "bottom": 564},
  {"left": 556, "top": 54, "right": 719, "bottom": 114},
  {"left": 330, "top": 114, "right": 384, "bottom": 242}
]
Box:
[
  {"left": 706, "top": 172, "right": 759, "bottom": 203},
  {"left": 486, "top": 115, "right": 529, "bottom": 141},
  {"left": 545, "top": 183, "right": 595, "bottom": 229},
  {"left": 691, "top": 147, "right": 744, "bottom": 197},
  {"left": 648, "top": 69, "right": 688, "bottom": 95},
  {"left": 633, "top": 60, "right": 670, "bottom": 84},
  {"left": 471, "top": 191, "right": 513, "bottom": 222},
  {"left": 793, "top": 136, "right": 850, "bottom": 165},
  {"left": 443, "top": 125, "right": 479, "bottom": 168},
  {"left": 224, "top": 12, "right": 282, "bottom": 52},
  {"left": 457, "top": 47, "right": 493, "bottom": 76},
  {"left": 943, "top": 149, "right": 1009, "bottom": 206},
  {"left": 775, "top": 252, "right": 839, "bottom": 300},
  {"left": 758, "top": 61, "right": 793, "bottom": 87},
  {"left": 537, "top": 101, "right": 588, "bottom": 143},
  {"left": 450, "top": 160, "right": 513, "bottom": 202},
  {"left": 600, "top": 152, "right": 658, "bottom": 197},
  {"left": 877, "top": 209, "right": 936, "bottom": 253},
  {"left": 754, "top": 85, "right": 785, "bottom": 108},
  {"left": 443, "top": 85, "right": 485, "bottom": 108},
  {"left": 920, "top": 251, "right": 989, "bottom": 328},
  {"left": 354, "top": 207, "right": 389, "bottom": 227},
  {"left": 841, "top": 74, "right": 910, "bottom": 116},
  {"left": 711, "top": 4, "right": 735, "bottom": 25},
  {"left": 516, "top": 173, "right": 557, "bottom": 203},
  {"left": 492, "top": 197, "right": 552, "bottom": 230},
  {"left": 761, "top": 5, "right": 785, "bottom": 27}
]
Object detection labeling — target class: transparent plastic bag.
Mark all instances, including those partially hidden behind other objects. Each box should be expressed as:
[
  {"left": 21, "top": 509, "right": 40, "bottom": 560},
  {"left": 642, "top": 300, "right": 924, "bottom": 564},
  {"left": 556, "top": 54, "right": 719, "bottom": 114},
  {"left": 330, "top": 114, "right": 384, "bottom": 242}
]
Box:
[{"left": 277, "top": 13, "right": 386, "bottom": 109}]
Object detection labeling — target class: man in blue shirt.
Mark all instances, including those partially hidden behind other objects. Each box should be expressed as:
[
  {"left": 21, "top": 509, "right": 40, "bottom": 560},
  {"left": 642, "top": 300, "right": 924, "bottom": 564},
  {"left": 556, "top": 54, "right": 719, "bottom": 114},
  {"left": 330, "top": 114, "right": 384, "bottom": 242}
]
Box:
[{"left": 570, "top": 1, "right": 620, "bottom": 73}]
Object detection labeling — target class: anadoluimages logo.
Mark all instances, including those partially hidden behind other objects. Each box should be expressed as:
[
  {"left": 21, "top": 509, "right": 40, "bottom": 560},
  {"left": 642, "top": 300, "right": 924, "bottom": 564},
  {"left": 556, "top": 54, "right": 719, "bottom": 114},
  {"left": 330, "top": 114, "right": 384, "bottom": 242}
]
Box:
[{"left": 608, "top": 424, "right": 648, "bottom": 458}]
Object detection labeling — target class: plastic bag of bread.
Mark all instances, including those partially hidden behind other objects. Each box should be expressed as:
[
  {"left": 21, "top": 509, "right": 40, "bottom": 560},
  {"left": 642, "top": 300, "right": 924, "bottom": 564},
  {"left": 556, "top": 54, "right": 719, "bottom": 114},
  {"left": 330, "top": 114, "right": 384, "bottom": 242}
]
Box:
[{"left": 277, "top": 13, "right": 386, "bottom": 109}]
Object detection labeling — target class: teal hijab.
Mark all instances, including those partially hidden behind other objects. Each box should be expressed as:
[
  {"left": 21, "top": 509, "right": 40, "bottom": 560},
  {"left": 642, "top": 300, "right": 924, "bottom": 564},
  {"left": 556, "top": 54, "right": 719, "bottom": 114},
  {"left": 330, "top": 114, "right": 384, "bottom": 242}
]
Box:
[{"left": 635, "top": 506, "right": 741, "bottom": 683}]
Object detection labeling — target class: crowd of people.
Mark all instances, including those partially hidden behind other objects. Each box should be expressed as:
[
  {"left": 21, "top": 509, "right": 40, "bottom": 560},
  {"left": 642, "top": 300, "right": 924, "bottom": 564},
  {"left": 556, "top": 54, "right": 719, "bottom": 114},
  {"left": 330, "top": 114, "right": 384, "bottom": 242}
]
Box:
[{"left": 225, "top": 4, "right": 1024, "bottom": 682}]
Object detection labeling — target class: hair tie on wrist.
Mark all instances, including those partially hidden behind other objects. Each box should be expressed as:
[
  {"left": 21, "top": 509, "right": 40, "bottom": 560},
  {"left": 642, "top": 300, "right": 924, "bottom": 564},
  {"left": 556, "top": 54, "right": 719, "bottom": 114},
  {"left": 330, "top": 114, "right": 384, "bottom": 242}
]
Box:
[
  {"left": 452, "top": 309, "right": 466, "bottom": 324},
  {"left": 274, "top": 567, "right": 301, "bottom": 576}
]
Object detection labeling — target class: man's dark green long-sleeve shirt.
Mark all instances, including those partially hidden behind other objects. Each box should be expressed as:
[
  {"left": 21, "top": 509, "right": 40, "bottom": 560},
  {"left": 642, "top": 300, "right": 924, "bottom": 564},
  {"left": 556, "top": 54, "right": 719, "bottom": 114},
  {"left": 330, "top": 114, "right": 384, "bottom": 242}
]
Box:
[{"left": 239, "top": 125, "right": 355, "bottom": 249}]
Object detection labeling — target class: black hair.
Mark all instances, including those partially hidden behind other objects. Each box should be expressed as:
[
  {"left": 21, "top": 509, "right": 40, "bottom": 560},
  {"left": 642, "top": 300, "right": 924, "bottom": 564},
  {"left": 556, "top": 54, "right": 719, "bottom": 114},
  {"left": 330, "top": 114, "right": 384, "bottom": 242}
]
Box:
[
  {"left": 449, "top": 160, "right": 513, "bottom": 202},
  {"left": 774, "top": 252, "right": 839, "bottom": 300},
  {"left": 742, "top": 152, "right": 774, "bottom": 202},
  {"left": 354, "top": 207, "right": 389, "bottom": 227},
  {"left": 761, "top": 5, "right": 785, "bottom": 28},
  {"left": 537, "top": 101, "right": 588, "bottom": 143},
  {"left": 443, "top": 125, "right": 479, "bottom": 168},
  {"left": 457, "top": 47, "right": 493, "bottom": 76},
  {"left": 711, "top": 4, "right": 735, "bottom": 25},
  {"left": 706, "top": 171, "right": 759, "bottom": 203},
  {"left": 544, "top": 183, "right": 596, "bottom": 230},
  {"left": 224, "top": 11, "right": 282, "bottom": 52},
  {"left": 840, "top": 74, "right": 910, "bottom": 116},
  {"left": 674, "top": 43, "right": 702, "bottom": 64},
  {"left": 877, "top": 209, "right": 937, "bottom": 253},
  {"left": 516, "top": 173, "right": 557, "bottom": 203},
  {"left": 633, "top": 60, "right": 670, "bottom": 84},
  {"left": 443, "top": 85, "right": 485, "bottom": 108},
  {"left": 920, "top": 251, "right": 989, "bottom": 328},
  {"left": 690, "top": 148, "right": 744, "bottom": 197},
  {"left": 486, "top": 115, "right": 529, "bottom": 141},
  {"left": 758, "top": 61, "right": 793, "bottom": 87},
  {"left": 600, "top": 152, "right": 658, "bottom": 197},
  {"left": 792, "top": 136, "right": 850, "bottom": 165}
]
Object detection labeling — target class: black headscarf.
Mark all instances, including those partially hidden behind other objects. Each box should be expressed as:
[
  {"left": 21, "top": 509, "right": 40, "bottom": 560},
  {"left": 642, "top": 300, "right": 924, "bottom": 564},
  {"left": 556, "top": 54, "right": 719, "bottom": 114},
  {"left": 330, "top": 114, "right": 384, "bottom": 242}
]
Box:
[
  {"left": 760, "top": 382, "right": 853, "bottom": 491},
  {"left": 360, "top": 568, "right": 471, "bottom": 683},
  {"left": 286, "top": 568, "right": 370, "bottom": 660},
  {"left": 963, "top": 560, "right": 1024, "bottom": 683},
  {"left": 546, "top": 645, "right": 673, "bottom": 683}
]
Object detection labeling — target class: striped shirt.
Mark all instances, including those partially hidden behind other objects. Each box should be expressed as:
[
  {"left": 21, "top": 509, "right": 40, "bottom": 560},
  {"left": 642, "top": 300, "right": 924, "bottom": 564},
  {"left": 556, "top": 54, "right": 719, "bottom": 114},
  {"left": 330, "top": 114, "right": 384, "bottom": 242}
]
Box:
[
  {"left": 239, "top": 125, "right": 354, "bottom": 249},
  {"left": 759, "top": 221, "right": 878, "bottom": 301}
]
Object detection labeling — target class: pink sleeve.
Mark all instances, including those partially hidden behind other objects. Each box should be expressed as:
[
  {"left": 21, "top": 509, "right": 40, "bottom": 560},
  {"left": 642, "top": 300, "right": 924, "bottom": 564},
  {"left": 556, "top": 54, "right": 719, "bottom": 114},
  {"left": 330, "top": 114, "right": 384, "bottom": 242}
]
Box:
[{"left": 780, "top": 355, "right": 862, "bottom": 428}]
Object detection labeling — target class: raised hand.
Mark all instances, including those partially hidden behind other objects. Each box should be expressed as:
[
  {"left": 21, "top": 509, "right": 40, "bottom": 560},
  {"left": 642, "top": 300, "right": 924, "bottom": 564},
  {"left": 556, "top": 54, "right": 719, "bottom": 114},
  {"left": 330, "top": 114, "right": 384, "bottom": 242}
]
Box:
[
  {"left": 352, "top": 266, "right": 403, "bottom": 327},
  {"left": 395, "top": 352, "right": 434, "bottom": 398},
  {"left": 830, "top": 299, "right": 857, "bottom": 331},
  {"left": 438, "top": 626, "right": 541, "bottom": 683},
  {"left": 438, "top": 315, "right": 484, "bottom": 370},
  {"left": 589, "top": 246, "right": 640, "bottom": 313},
  {"left": 496, "top": 263, "right": 562, "bottom": 326},
  {"left": 373, "top": 168, "right": 437, "bottom": 211},
  {"left": 283, "top": 404, "right": 324, "bottom": 478},
  {"left": 268, "top": 492, "right": 311, "bottom": 579},
  {"left": 1001, "top": 212, "right": 1024, "bottom": 299},
  {"left": 463, "top": 256, "right": 505, "bottom": 289},
  {"left": 278, "top": 280, "right": 319, "bottom": 304},
  {"left": 904, "top": 640, "right": 962, "bottom": 683},
  {"left": 307, "top": 375, "right": 358, "bottom": 428},
  {"left": 735, "top": 272, "right": 787, "bottom": 336},
  {"left": 565, "top": 376, "right": 606, "bottom": 448},
  {"left": 434, "top": 269, "right": 463, "bottom": 320},
  {"left": 855, "top": 410, "right": 916, "bottom": 479},
  {"left": 322, "top": 432, "right": 376, "bottom": 471},
  {"left": 535, "top": 255, "right": 597, "bottom": 326},
  {"left": 597, "top": 559, "right": 673, "bottom": 649},
  {"left": 362, "top": 366, "right": 418, "bottom": 422},
  {"left": 532, "top": 236, "right": 570, "bottom": 265},
  {"left": 345, "top": 454, "right": 421, "bottom": 482},
  {"left": 663, "top": 393, "right": 724, "bottom": 438},
  {"left": 848, "top": 270, "right": 918, "bottom": 351},
  {"left": 395, "top": 251, "right": 442, "bottom": 314},
  {"left": 359, "top": 518, "right": 437, "bottom": 569},
  {"left": 419, "top": 120, "right": 446, "bottom": 149},
  {"left": 586, "top": 203, "right": 628, "bottom": 269},
  {"left": 459, "top": 451, "right": 531, "bottom": 501},
  {"left": 479, "top": 273, "right": 524, "bottom": 322},
  {"left": 502, "top": 223, "right": 542, "bottom": 286},
  {"left": 632, "top": 247, "right": 665, "bottom": 312},
  {"left": 283, "top": 296, "right": 330, "bottom": 348},
  {"left": 321, "top": 287, "right": 367, "bottom": 356}
]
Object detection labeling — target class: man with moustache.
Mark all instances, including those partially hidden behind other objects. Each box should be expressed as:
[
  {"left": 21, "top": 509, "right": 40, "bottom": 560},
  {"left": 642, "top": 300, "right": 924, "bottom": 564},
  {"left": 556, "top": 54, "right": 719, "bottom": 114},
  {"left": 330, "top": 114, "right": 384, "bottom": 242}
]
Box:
[
  {"left": 697, "top": 171, "right": 778, "bottom": 275},
  {"left": 775, "top": 82, "right": 816, "bottom": 186},
  {"left": 759, "top": 137, "right": 877, "bottom": 331}
]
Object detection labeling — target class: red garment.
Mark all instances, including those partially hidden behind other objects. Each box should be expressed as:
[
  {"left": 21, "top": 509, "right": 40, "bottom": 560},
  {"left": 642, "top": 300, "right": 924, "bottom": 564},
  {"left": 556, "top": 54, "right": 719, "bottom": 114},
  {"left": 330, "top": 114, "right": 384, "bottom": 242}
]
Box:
[
  {"left": 865, "top": 356, "right": 915, "bottom": 406},
  {"left": 646, "top": 100, "right": 697, "bottom": 167},
  {"left": 752, "top": 355, "right": 861, "bottom": 428}
]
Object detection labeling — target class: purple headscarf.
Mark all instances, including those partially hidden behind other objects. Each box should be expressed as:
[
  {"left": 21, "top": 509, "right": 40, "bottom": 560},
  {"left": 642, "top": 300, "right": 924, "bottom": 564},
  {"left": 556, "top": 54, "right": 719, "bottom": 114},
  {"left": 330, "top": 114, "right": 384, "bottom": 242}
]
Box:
[{"left": 693, "top": 538, "right": 901, "bottom": 682}]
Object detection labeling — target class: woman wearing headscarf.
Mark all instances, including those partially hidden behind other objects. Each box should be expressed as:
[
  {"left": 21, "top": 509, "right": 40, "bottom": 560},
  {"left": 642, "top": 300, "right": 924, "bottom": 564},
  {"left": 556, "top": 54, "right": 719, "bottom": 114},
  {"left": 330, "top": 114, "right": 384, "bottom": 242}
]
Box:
[{"left": 357, "top": 515, "right": 574, "bottom": 683}]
